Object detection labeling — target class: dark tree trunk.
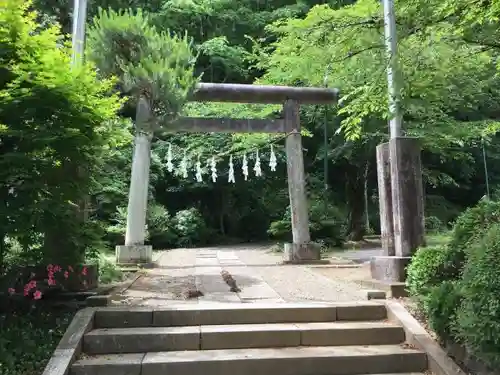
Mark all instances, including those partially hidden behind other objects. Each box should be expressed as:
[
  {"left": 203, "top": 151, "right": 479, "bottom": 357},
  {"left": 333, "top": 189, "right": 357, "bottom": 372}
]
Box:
[
  {"left": 345, "top": 169, "right": 366, "bottom": 241},
  {"left": 0, "top": 231, "right": 6, "bottom": 276}
]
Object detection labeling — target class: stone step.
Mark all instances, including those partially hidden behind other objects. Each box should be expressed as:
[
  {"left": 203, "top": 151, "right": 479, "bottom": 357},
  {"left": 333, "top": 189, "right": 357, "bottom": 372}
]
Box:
[
  {"left": 71, "top": 345, "right": 427, "bottom": 375},
  {"left": 94, "top": 301, "right": 386, "bottom": 328},
  {"left": 84, "top": 321, "right": 405, "bottom": 354}
]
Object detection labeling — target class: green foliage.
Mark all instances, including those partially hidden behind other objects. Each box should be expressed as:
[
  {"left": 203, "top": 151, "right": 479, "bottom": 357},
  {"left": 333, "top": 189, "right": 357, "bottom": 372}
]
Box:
[
  {"left": 258, "top": 0, "right": 500, "bottom": 141},
  {"left": 309, "top": 198, "right": 346, "bottom": 247},
  {"left": 87, "top": 7, "right": 200, "bottom": 124},
  {"left": 440, "top": 199, "right": 500, "bottom": 281},
  {"left": 147, "top": 204, "right": 177, "bottom": 248},
  {"left": 268, "top": 199, "right": 345, "bottom": 247},
  {"left": 98, "top": 255, "right": 124, "bottom": 284},
  {"left": 425, "top": 195, "right": 462, "bottom": 227},
  {"left": 0, "top": 307, "right": 75, "bottom": 375},
  {"left": 426, "top": 280, "right": 462, "bottom": 342},
  {"left": 406, "top": 246, "right": 449, "bottom": 308},
  {"left": 106, "top": 205, "right": 210, "bottom": 249},
  {"left": 105, "top": 206, "right": 128, "bottom": 245},
  {"left": 455, "top": 223, "right": 500, "bottom": 367},
  {"left": 449, "top": 199, "right": 500, "bottom": 253},
  {"left": 409, "top": 200, "right": 500, "bottom": 365},
  {"left": 174, "top": 208, "right": 208, "bottom": 247},
  {"left": 425, "top": 216, "right": 444, "bottom": 232},
  {"left": 0, "top": 0, "right": 124, "bottom": 268}
]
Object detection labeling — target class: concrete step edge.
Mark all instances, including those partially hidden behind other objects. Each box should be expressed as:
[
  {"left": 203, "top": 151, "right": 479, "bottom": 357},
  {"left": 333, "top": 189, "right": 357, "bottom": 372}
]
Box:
[
  {"left": 94, "top": 302, "right": 388, "bottom": 328},
  {"left": 83, "top": 322, "right": 406, "bottom": 354},
  {"left": 87, "top": 320, "right": 403, "bottom": 336},
  {"left": 71, "top": 345, "right": 428, "bottom": 375}
]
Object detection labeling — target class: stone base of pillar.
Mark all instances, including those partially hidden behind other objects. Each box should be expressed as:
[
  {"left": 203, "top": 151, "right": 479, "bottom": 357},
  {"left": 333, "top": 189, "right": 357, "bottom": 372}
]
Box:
[
  {"left": 116, "top": 245, "right": 153, "bottom": 265},
  {"left": 283, "top": 242, "right": 329, "bottom": 264},
  {"left": 370, "top": 255, "right": 411, "bottom": 282}
]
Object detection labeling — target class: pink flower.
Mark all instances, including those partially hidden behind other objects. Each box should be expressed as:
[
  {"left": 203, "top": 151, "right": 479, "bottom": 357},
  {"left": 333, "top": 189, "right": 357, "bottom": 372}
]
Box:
[
  {"left": 81, "top": 267, "right": 88, "bottom": 276},
  {"left": 33, "top": 290, "right": 42, "bottom": 300},
  {"left": 7, "top": 288, "right": 15, "bottom": 295},
  {"left": 28, "top": 280, "right": 36, "bottom": 288},
  {"left": 48, "top": 278, "right": 56, "bottom": 286},
  {"left": 47, "top": 264, "right": 53, "bottom": 272},
  {"left": 64, "top": 271, "right": 69, "bottom": 279},
  {"left": 54, "top": 265, "right": 62, "bottom": 272}
]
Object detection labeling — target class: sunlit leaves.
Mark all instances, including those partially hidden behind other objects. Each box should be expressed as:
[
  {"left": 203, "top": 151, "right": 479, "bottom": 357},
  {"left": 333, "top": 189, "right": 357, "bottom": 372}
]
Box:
[
  {"left": 257, "top": 0, "right": 500, "bottom": 141},
  {"left": 0, "top": 0, "right": 125, "bottom": 261}
]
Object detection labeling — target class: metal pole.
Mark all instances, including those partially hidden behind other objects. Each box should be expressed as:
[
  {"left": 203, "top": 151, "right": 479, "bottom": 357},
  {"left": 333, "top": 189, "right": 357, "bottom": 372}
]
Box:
[
  {"left": 71, "top": 0, "right": 88, "bottom": 67},
  {"left": 323, "top": 68, "right": 330, "bottom": 191},
  {"left": 382, "top": 0, "right": 402, "bottom": 138},
  {"left": 323, "top": 110, "right": 328, "bottom": 190},
  {"left": 482, "top": 138, "right": 490, "bottom": 199}
]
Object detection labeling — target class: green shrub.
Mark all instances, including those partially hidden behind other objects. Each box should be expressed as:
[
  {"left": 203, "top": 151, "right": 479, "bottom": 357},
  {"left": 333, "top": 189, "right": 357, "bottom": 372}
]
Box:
[
  {"left": 267, "top": 218, "right": 292, "bottom": 241},
  {"left": 0, "top": 307, "right": 75, "bottom": 375},
  {"left": 105, "top": 207, "right": 128, "bottom": 245},
  {"left": 147, "top": 204, "right": 177, "bottom": 249},
  {"left": 309, "top": 200, "right": 346, "bottom": 247},
  {"left": 98, "top": 255, "right": 124, "bottom": 284},
  {"left": 418, "top": 199, "right": 500, "bottom": 284},
  {"left": 406, "top": 245, "right": 449, "bottom": 310},
  {"left": 455, "top": 223, "right": 500, "bottom": 368},
  {"left": 174, "top": 208, "right": 208, "bottom": 247},
  {"left": 268, "top": 202, "right": 345, "bottom": 247},
  {"left": 425, "top": 216, "right": 444, "bottom": 232},
  {"left": 445, "top": 200, "right": 500, "bottom": 278},
  {"left": 106, "top": 204, "right": 178, "bottom": 248},
  {"left": 426, "top": 280, "right": 461, "bottom": 342},
  {"left": 449, "top": 199, "right": 500, "bottom": 252}
]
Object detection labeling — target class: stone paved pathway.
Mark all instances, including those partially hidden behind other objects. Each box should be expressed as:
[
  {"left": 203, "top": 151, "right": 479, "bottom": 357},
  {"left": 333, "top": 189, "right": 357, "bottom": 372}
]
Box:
[{"left": 113, "top": 244, "right": 375, "bottom": 306}]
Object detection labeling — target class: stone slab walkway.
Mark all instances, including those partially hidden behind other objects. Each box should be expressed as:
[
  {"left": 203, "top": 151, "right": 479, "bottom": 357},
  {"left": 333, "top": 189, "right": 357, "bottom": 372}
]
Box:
[{"left": 112, "top": 244, "right": 374, "bottom": 307}]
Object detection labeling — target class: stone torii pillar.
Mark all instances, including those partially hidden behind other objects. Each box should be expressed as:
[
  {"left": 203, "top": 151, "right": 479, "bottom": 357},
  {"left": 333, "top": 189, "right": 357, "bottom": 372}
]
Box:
[
  {"left": 282, "top": 100, "right": 320, "bottom": 263},
  {"left": 116, "top": 97, "right": 153, "bottom": 265}
]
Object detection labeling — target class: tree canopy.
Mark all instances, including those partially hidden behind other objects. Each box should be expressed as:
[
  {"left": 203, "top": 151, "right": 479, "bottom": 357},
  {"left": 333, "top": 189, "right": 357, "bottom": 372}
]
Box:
[{"left": 2, "top": 0, "right": 500, "bottom": 267}]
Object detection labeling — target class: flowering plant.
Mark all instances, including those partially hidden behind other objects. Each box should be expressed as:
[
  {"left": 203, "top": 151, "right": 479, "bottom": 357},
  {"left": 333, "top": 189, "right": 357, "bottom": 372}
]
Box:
[{"left": 7, "top": 264, "right": 89, "bottom": 300}]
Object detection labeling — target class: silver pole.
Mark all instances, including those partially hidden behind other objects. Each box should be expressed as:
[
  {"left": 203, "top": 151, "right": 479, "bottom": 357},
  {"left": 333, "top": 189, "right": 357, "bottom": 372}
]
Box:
[
  {"left": 71, "top": 0, "right": 88, "bottom": 67},
  {"left": 382, "top": 0, "right": 402, "bottom": 138}
]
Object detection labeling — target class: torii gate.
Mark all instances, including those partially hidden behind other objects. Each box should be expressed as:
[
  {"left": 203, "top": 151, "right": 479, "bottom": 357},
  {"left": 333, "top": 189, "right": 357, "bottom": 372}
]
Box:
[{"left": 115, "top": 83, "right": 339, "bottom": 265}]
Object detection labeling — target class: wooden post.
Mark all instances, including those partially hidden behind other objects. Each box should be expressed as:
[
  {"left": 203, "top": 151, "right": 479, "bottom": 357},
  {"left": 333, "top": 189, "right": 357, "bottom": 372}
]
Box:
[
  {"left": 376, "top": 143, "right": 395, "bottom": 256},
  {"left": 371, "top": 138, "right": 425, "bottom": 282},
  {"left": 390, "top": 137, "right": 426, "bottom": 256},
  {"left": 283, "top": 100, "right": 320, "bottom": 263}
]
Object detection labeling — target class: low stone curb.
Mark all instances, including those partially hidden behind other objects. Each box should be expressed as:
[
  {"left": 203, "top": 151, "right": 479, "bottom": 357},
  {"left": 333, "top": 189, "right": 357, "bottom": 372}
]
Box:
[
  {"left": 356, "top": 279, "right": 408, "bottom": 298},
  {"left": 282, "top": 259, "right": 331, "bottom": 265},
  {"left": 85, "top": 273, "right": 144, "bottom": 307},
  {"left": 308, "top": 264, "right": 362, "bottom": 269},
  {"left": 42, "top": 307, "right": 96, "bottom": 375},
  {"left": 385, "top": 300, "right": 467, "bottom": 375},
  {"left": 366, "top": 290, "right": 386, "bottom": 300}
]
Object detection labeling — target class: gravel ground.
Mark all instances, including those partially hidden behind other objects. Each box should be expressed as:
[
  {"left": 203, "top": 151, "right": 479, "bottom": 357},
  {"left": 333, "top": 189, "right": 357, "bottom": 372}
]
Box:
[
  {"left": 311, "top": 263, "right": 372, "bottom": 283},
  {"left": 113, "top": 245, "right": 373, "bottom": 306},
  {"left": 113, "top": 249, "right": 199, "bottom": 306},
  {"left": 234, "top": 246, "right": 369, "bottom": 302}
]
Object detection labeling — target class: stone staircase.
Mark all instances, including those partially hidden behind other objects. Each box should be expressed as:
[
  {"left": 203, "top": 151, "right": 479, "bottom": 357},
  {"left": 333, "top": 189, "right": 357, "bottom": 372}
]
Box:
[{"left": 70, "top": 302, "right": 429, "bottom": 375}]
